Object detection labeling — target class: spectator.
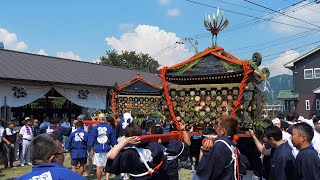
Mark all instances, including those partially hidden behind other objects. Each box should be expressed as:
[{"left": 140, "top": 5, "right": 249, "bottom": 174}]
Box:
[
  {"left": 65, "top": 121, "right": 89, "bottom": 175},
  {"left": 0, "top": 118, "right": 4, "bottom": 144},
  {"left": 15, "top": 134, "right": 85, "bottom": 180},
  {"left": 264, "top": 126, "right": 297, "bottom": 180},
  {"left": 61, "top": 117, "right": 71, "bottom": 145},
  {"left": 40, "top": 117, "right": 71, "bottom": 142},
  {"left": 2, "top": 122, "right": 17, "bottom": 168},
  {"left": 314, "top": 116, "right": 320, "bottom": 134},
  {"left": 142, "top": 120, "right": 154, "bottom": 135},
  {"left": 61, "top": 117, "right": 71, "bottom": 128},
  {"left": 32, "top": 119, "right": 40, "bottom": 137},
  {"left": 39, "top": 116, "right": 50, "bottom": 128},
  {"left": 291, "top": 122, "right": 320, "bottom": 180},
  {"left": 19, "top": 117, "right": 34, "bottom": 166},
  {"left": 115, "top": 112, "right": 134, "bottom": 137},
  {"left": 88, "top": 113, "right": 117, "bottom": 180}
]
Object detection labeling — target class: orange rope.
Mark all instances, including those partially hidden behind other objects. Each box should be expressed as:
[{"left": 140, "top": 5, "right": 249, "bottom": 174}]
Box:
[
  {"left": 210, "top": 51, "right": 243, "bottom": 66},
  {"left": 118, "top": 76, "right": 162, "bottom": 91},
  {"left": 232, "top": 61, "right": 254, "bottom": 116},
  {"left": 159, "top": 67, "right": 182, "bottom": 133},
  {"left": 167, "top": 47, "right": 224, "bottom": 70}
]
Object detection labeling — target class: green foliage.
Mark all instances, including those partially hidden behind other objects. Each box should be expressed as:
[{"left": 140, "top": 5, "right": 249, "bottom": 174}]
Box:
[
  {"left": 222, "top": 61, "right": 241, "bottom": 71},
  {"left": 148, "top": 110, "right": 164, "bottom": 119},
  {"left": 174, "top": 58, "right": 203, "bottom": 76},
  {"left": 52, "top": 97, "right": 67, "bottom": 108},
  {"left": 99, "top": 50, "right": 160, "bottom": 72},
  {"left": 135, "top": 118, "right": 144, "bottom": 126}
]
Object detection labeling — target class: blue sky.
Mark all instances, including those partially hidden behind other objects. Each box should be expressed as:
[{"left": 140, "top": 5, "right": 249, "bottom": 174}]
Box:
[{"left": 1, "top": 0, "right": 320, "bottom": 76}]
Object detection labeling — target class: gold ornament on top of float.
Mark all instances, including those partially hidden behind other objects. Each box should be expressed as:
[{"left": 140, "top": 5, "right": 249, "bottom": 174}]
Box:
[
  {"left": 200, "top": 111, "right": 206, "bottom": 116},
  {"left": 180, "top": 91, "right": 186, "bottom": 97},
  {"left": 227, "top": 95, "right": 233, "bottom": 101},
  {"left": 195, "top": 96, "right": 201, "bottom": 101},
  {"left": 211, "top": 112, "right": 216, "bottom": 117},
  {"left": 216, "top": 96, "right": 222, "bottom": 101},
  {"left": 201, "top": 91, "right": 206, "bottom": 96}
]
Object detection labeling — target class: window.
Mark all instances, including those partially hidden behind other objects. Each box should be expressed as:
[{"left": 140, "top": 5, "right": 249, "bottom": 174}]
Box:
[
  {"left": 316, "top": 99, "right": 320, "bottom": 110},
  {"left": 306, "top": 100, "right": 310, "bottom": 110},
  {"left": 314, "top": 68, "right": 320, "bottom": 79},
  {"left": 304, "top": 69, "right": 314, "bottom": 79}
]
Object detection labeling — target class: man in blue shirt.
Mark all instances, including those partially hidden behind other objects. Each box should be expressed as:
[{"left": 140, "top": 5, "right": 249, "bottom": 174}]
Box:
[
  {"left": 65, "top": 121, "right": 89, "bottom": 175},
  {"left": 15, "top": 133, "right": 84, "bottom": 180},
  {"left": 88, "top": 113, "right": 117, "bottom": 180},
  {"left": 40, "top": 117, "right": 71, "bottom": 142},
  {"left": 196, "top": 115, "right": 242, "bottom": 180},
  {"left": 291, "top": 122, "right": 320, "bottom": 180},
  {"left": 264, "top": 125, "right": 297, "bottom": 180},
  {"left": 39, "top": 116, "right": 50, "bottom": 128}
]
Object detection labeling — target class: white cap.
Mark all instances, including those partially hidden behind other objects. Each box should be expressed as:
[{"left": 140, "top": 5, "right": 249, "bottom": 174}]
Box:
[{"left": 272, "top": 118, "right": 280, "bottom": 124}]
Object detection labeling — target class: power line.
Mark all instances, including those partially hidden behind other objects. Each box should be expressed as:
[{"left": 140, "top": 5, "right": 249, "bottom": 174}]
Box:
[
  {"left": 213, "top": 0, "right": 270, "bottom": 13},
  {"left": 243, "top": 0, "right": 320, "bottom": 29},
  {"left": 184, "top": 0, "right": 320, "bottom": 37}
]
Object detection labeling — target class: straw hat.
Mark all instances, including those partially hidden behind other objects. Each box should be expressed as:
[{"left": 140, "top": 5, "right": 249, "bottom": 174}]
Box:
[{"left": 22, "top": 117, "right": 33, "bottom": 124}]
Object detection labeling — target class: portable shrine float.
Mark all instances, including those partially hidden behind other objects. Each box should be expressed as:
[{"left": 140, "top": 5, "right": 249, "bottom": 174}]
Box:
[
  {"left": 111, "top": 73, "right": 164, "bottom": 121},
  {"left": 149, "top": 8, "right": 270, "bottom": 140}
]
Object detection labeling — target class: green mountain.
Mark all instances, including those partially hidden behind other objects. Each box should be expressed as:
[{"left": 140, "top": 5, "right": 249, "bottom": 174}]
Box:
[{"left": 262, "top": 74, "right": 293, "bottom": 103}]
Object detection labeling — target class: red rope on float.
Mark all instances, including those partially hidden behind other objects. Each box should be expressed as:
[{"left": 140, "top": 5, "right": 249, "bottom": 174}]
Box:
[
  {"left": 159, "top": 67, "right": 182, "bottom": 135},
  {"left": 111, "top": 91, "right": 118, "bottom": 122},
  {"left": 232, "top": 61, "right": 254, "bottom": 116}
]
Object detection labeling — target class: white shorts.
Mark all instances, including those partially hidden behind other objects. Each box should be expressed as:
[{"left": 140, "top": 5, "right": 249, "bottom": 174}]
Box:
[{"left": 93, "top": 152, "right": 107, "bottom": 167}]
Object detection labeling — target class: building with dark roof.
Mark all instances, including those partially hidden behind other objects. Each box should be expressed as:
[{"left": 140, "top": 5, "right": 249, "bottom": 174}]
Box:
[
  {"left": 0, "top": 47, "right": 161, "bottom": 121},
  {"left": 278, "top": 47, "right": 320, "bottom": 118}
]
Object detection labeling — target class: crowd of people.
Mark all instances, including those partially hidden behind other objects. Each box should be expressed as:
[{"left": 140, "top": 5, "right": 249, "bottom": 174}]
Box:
[{"left": 0, "top": 112, "right": 319, "bottom": 180}]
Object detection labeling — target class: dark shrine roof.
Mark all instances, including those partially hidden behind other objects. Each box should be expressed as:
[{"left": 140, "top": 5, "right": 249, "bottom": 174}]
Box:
[
  {"left": 119, "top": 74, "right": 162, "bottom": 95},
  {"left": 164, "top": 47, "right": 246, "bottom": 85}
]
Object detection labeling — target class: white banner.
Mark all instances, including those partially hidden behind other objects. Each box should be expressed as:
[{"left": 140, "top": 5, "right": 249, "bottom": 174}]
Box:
[
  {"left": 54, "top": 86, "right": 107, "bottom": 109},
  {"left": 0, "top": 83, "right": 52, "bottom": 107}
]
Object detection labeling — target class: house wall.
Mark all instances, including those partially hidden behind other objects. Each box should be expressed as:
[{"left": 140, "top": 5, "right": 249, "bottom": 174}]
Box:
[
  {"left": 293, "top": 50, "right": 320, "bottom": 93},
  {"left": 296, "top": 93, "right": 320, "bottom": 118},
  {"left": 292, "top": 50, "right": 320, "bottom": 118}
]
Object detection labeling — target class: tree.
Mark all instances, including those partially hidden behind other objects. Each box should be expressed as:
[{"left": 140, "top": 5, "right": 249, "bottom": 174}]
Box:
[{"left": 99, "top": 50, "right": 160, "bottom": 72}]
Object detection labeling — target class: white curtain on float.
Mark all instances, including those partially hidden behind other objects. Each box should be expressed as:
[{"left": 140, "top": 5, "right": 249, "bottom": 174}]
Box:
[
  {"left": 54, "top": 86, "right": 107, "bottom": 109},
  {"left": 0, "top": 83, "right": 52, "bottom": 107}
]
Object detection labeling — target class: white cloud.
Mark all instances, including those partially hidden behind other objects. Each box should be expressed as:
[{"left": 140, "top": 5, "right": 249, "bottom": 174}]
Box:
[
  {"left": 92, "top": 58, "right": 101, "bottom": 64},
  {"left": 105, "top": 25, "right": 193, "bottom": 66},
  {"left": 37, "top": 49, "right": 48, "bottom": 56},
  {"left": 159, "top": 0, "right": 170, "bottom": 5},
  {"left": 266, "top": 50, "right": 300, "bottom": 77},
  {"left": 270, "top": 1, "right": 320, "bottom": 34},
  {"left": 118, "top": 23, "right": 135, "bottom": 32},
  {"left": 56, "top": 51, "right": 82, "bottom": 61},
  {"left": 167, "top": 8, "right": 180, "bottom": 17},
  {"left": 0, "top": 28, "right": 28, "bottom": 51}
]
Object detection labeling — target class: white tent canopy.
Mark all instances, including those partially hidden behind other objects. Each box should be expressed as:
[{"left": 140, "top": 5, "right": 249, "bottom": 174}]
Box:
[{"left": 0, "top": 83, "right": 107, "bottom": 109}]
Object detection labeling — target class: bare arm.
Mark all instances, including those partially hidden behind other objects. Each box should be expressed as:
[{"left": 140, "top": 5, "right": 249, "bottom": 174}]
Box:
[
  {"left": 249, "top": 129, "right": 271, "bottom": 156},
  {"left": 106, "top": 136, "right": 140, "bottom": 160},
  {"left": 179, "top": 121, "right": 191, "bottom": 145},
  {"left": 199, "top": 139, "right": 213, "bottom": 161}
]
